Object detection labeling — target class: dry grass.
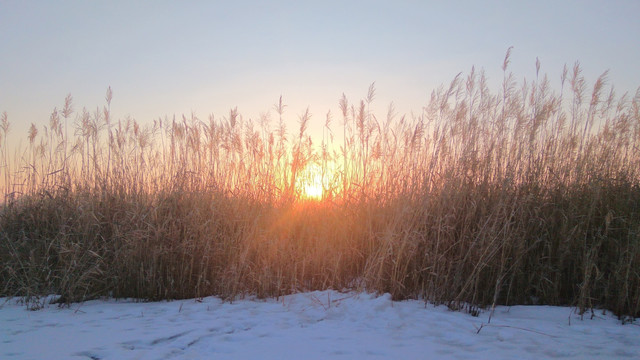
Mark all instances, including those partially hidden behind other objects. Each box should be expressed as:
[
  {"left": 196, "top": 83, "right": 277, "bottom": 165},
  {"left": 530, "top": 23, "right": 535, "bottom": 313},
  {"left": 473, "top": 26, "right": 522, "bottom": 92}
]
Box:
[{"left": 1, "top": 52, "right": 639, "bottom": 319}]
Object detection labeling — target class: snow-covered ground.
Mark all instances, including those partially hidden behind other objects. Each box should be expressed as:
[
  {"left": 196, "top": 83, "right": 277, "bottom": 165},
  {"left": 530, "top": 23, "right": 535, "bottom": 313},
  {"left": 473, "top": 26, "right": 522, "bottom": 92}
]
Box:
[{"left": 2, "top": 290, "right": 639, "bottom": 359}]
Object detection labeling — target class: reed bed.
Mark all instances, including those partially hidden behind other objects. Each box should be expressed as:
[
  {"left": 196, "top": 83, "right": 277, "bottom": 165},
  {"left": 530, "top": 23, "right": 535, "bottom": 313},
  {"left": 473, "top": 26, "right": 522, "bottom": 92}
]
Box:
[{"left": 1, "top": 52, "right": 639, "bottom": 320}]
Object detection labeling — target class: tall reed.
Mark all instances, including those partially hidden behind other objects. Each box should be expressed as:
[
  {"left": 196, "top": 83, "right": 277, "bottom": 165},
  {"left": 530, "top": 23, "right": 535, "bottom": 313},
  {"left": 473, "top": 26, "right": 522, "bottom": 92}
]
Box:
[{"left": 1, "top": 52, "right": 639, "bottom": 319}]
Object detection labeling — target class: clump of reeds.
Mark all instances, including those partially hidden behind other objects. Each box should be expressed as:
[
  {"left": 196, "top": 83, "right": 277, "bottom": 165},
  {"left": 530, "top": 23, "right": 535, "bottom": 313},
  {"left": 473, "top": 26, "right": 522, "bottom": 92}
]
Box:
[{"left": 1, "top": 51, "right": 639, "bottom": 319}]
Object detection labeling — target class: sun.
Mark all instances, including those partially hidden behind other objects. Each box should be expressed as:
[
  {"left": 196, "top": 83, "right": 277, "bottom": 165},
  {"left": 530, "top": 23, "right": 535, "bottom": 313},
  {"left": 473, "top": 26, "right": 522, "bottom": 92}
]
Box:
[
  {"left": 298, "top": 164, "right": 325, "bottom": 200},
  {"left": 303, "top": 178, "right": 323, "bottom": 200}
]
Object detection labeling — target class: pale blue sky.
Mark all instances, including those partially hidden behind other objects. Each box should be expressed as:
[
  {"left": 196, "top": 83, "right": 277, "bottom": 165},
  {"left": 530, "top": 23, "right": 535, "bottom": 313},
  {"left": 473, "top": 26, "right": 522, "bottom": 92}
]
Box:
[{"left": 1, "top": 0, "right": 639, "bottom": 143}]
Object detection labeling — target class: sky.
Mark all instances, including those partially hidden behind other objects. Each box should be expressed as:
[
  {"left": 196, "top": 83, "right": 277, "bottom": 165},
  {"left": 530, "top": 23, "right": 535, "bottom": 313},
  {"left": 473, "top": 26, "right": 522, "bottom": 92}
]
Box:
[{"left": 1, "top": 0, "right": 639, "bottom": 146}]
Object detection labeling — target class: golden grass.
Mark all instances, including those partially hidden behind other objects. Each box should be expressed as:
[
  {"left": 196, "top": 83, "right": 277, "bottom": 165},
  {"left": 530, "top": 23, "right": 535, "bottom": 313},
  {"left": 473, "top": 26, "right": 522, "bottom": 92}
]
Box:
[{"left": 1, "top": 52, "right": 639, "bottom": 319}]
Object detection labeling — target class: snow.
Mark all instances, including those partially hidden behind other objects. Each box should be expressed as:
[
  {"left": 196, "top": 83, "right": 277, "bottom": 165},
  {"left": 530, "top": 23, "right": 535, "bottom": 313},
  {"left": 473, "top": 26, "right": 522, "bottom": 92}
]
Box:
[{"left": 2, "top": 290, "right": 639, "bottom": 359}]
